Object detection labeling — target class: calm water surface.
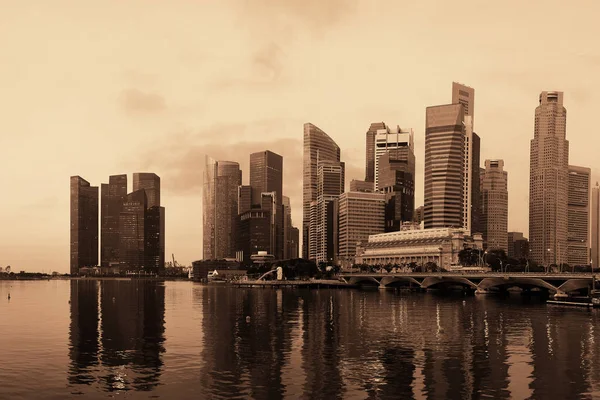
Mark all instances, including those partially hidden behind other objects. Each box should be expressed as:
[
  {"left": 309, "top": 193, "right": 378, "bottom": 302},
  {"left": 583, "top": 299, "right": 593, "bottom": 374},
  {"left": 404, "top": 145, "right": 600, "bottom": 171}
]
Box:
[{"left": 1, "top": 280, "right": 600, "bottom": 399}]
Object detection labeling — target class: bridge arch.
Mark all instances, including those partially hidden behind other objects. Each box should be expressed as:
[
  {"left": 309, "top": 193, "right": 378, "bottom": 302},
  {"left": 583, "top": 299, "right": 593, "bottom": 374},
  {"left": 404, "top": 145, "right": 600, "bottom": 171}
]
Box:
[
  {"left": 558, "top": 278, "right": 598, "bottom": 294},
  {"left": 347, "top": 276, "right": 381, "bottom": 287},
  {"left": 380, "top": 276, "right": 422, "bottom": 288},
  {"left": 421, "top": 276, "right": 478, "bottom": 290},
  {"left": 478, "top": 277, "right": 560, "bottom": 294}
]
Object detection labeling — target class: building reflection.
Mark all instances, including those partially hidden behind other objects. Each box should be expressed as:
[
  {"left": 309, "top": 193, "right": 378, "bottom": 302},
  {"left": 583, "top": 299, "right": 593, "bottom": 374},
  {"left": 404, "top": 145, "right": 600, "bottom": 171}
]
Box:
[{"left": 68, "top": 280, "right": 165, "bottom": 392}]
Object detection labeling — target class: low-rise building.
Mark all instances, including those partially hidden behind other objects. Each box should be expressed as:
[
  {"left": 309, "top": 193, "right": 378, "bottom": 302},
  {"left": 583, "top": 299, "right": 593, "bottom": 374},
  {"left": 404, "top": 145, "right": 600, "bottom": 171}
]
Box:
[{"left": 356, "top": 227, "right": 483, "bottom": 267}]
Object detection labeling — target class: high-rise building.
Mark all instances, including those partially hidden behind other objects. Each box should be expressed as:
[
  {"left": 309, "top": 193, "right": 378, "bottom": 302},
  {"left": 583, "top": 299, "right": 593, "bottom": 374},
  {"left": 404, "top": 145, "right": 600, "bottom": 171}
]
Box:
[
  {"left": 337, "top": 191, "right": 385, "bottom": 266},
  {"left": 424, "top": 83, "right": 481, "bottom": 234},
  {"left": 529, "top": 91, "right": 569, "bottom": 266},
  {"left": 591, "top": 183, "right": 600, "bottom": 269},
  {"left": 378, "top": 147, "right": 416, "bottom": 231},
  {"left": 567, "top": 165, "right": 591, "bottom": 266},
  {"left": 100, "top": 174, "right": 127, "bottom": 267},
  {"left": 70, "top": 176, "right": 99, "bottom": 274},
  {"left": 311, "top": 160, "right": 345, "bottom": 263},
  {"left": 133, "top": 173, "right": 160, "bottom": 208},
  {"left": 508, "top": 232, "right": 529, "bottom": 260},
  {"left": 481, "top": 160, "right": 508, "bottom": 252},
  {"left": 133, "top": 172, "right": 164, "bottom": 273},
  {"left": 289, "top": 227, "right": 299, "bottom": 259},
  {"left": 303, "top": 123, "right": 341, "bottom": 259},
  {"left": 365, "top": 122, "right": 386, "bottom": 183},
  {"left": 119, "top": 189, "right": 147, "bottom": 270},
  {"left": 413, "top": 206, "right": 424, "bottom": 225},
  {"left": 424, "top": 104, "right": 464, "bottom": 229},
  {"left": 283, "top": 196, "right": 298, "bottom": 260},
  {"left": 238, "top": 185, "right": 252, "bottom": 215},
  {"left": 203, "top": 157, "right": 242, "bottom": 260},
  {"left": 237, "top": 208, "right": 272, "bottom": 265},
  {"left": 350, "top": 179, "right": 374, "bottom": 193},
  {"left": 373, "top": 124, "right": 414, "bottom": 191}
]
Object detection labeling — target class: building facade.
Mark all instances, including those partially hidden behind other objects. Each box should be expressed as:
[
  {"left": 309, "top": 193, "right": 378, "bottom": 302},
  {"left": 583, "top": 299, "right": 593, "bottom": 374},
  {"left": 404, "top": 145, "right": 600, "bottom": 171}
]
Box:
[
  {"left": 567, "top": 165, "right": 591, "bottom": 266},
  {"left": 203, "top": 157, "right": 242, "bottom": 260},
  {"left": 119, "top": 189, "right": 147, "bottom": 270},
  {"left": 529, "top": 91, "right": 569, "bottom": 266},
  {"left": 133, "top": 173, "right": 160, "bottom": 208},
  {"left": 481, "top": 159, "right": 508, "bottom": 252},
  {"left": 373, "top": 125, "right": 414, "bottom": 191},
  {"left": 365, "top": 122, "right": 387, "bottom": 183},
  {"left": 236, "top": 208, "right": 272, "bottom": 265},
  {"left": 312, "top": 161, "right": 345, "bottom": 264},
  {"left": 356, "top": 228, "right": 483, "bottom": 267},
  {"left": 337, "top": 192, "right": 386, "bottom": 266},
  {"left": 378, "top": 148, "right": 416, "bottom": 230},
  {"left": 350, "top": 179, "right": 374, "bottom": 193},
  {"left": 303, "top": 123, "right": 341, "bottom": 259},
  {"left": 424, "top": 103, "right": 464, "bottom": 229},
  {"left": 100, "top": 174, "right": 127, "bottom": 267},
  {"left": 508, "top": 232, "right": 530, "bottom": 260},
  {"left": 70, "top": 176, "right": 99, "bottom": 274},
  {"left": 592, "top": 183, "right": 600, "bottom": 269}
]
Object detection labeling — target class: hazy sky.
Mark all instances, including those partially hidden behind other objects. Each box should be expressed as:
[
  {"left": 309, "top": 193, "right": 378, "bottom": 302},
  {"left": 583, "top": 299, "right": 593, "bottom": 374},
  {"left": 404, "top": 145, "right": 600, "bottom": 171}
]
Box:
[{"left": 1, "top": 0, "right": 599, "bottom": 272}]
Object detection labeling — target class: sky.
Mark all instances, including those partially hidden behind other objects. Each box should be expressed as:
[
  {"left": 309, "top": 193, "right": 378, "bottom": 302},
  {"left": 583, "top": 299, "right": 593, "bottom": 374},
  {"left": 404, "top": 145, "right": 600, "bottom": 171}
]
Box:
[{"left": 1, "top": 0, "right": 599, "bottom": 273}]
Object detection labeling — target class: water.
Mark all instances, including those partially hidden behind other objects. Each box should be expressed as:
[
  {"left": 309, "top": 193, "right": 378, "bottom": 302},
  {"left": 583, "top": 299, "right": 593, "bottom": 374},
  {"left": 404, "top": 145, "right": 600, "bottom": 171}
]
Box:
[{"left": 1, "top": 280, "right": 600, "bottom": 399}]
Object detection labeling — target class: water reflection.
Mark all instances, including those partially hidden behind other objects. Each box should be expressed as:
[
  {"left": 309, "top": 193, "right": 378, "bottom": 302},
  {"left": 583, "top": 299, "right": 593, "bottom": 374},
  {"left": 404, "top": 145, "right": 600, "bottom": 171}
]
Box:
[
  {"left": 63, "top": 282, "right": 600, "bottom": 399},
  {"left": 68, "top": 279, "right": 165, "bottom": 393}
]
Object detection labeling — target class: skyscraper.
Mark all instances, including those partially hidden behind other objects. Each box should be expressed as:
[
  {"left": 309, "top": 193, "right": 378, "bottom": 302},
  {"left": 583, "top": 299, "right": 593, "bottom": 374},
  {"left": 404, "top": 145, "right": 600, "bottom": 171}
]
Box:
[
  {"left": 133, "top": 173, "right": 160, "bottom": 208},
  {"left": 337, "top": 191, "right": 385, "bottom": 266},
  {"left": 119, "top": 189, "right": 147, "bottom": 270},
  {"left": 592, "top": 183, "right": 600, "bottom": 269},
  {"left": 529, "top": 91, "right": 569, "bottom": 266},
  {"left": 203, "top": 157, "right": 242, "bottom": 260},
  {"left": 365, "top": 122, "right": 387, "bottom": 183},
  {"left": 250, "top": 150, "right": 284, "bottom": 259},
  {"left": 567, "top": 165, "right": 591, "bottom": 266},
  {"left": 311, "top": 160, "right": 345, "bottom": 263},
  {"left": 424, "top": 104, "right": 464, "bottom": 229},
  {"left": 508, "top": 232, "right": 529, "bottom": 260},
  {"left": 373, "top": 125, "right": 414, "bottom": 191},
  {"left": 70, "top": 176, "right": 99, "bottom": 275},
  {"left": 100, "top": 174, "right": 127, "bottom": 267},
  {"left": 303, "top": 123, "right": 341, "bottom": 259},
  {"left": 424, "top": 82, "right": 481, "bottom": 234},
  {"left": 378, "top": 145, "right": 416, "bottom": 230},
  {"left": 250, "top": 150, "right": 283, "bottom": 206},
  {"left": 481, "top": 159, "right": 508, "bottom": 252},
  {"left": 238, "top": 185, "right": 252, "bottom": 215}
]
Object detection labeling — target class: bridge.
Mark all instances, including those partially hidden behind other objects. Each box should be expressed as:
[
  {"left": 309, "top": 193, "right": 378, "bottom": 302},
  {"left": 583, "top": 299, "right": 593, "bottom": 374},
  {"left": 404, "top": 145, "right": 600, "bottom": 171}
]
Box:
[{"left": 338, "top": 272, "right": 600, "bottom": 298}]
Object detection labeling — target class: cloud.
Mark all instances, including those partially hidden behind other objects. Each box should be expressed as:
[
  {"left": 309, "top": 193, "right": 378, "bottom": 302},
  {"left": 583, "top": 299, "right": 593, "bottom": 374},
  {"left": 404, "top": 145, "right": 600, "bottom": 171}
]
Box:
[
  {"left": 252, "top": 42, "right": 285, "bottom": 81},
  {"left": 131, "top": 121, "right": 304, "bottom": 219},
  {"left": 119, "top": 88, "right": 167, "bottom": 114}
]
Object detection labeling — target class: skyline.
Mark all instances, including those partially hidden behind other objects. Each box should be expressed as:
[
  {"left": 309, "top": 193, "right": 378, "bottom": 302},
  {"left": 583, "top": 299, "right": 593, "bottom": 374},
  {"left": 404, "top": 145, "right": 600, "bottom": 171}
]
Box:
[{"left": 2, "top": 1, "right": 600, "bottom": 272}]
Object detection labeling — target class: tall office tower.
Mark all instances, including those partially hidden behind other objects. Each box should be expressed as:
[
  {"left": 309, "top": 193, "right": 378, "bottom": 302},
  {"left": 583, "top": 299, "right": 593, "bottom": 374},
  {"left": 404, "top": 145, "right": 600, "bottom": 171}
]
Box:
[
  {"left": 373, "top": 124, "right": 414, "bottom": 191},
  {"left": 424, "top": 82, "right": 481, "bottom": 233},
  {"left": 378, "top": 145, "right": 416, "bottom": 231},
  {"left": 100, "top": 174, "right": 127, "bottom": 267},
  {"left": 591, "top": 183, "right": 600, "bottom": 269},
  {"left": 70, "top": 176, "right": 99, "bottom": 275},
  {"left": 250, "top": 150, "right": 284, "bottom": 259},
  {"left": 145, "top": 206, "right": 165, "bottom": 273},
  {"left": 350, "top": 180, "right": 374, "bottom": 193},
  {"left": 119, "top": 189, "right": 147, "bottom": 270},
  {"left": 303, "top": 123, "right": 341, "bottom": 259},
  {"left": 260, "top": 192, "right": 277, "bottom": 256},
  {"left": 133, "top": 173, "right": 160, "bottom": 208},
  {"left": 289, "top": 227, "right": 299, "bottom": 259},
  {"left": 424, "top": 104, "right": 464, "bottom": 229},
  {"left": 203, "top": 157, "right": 242, "bottom": 260},
  {"left": 238, "top": 185, "right": 252, "bottom": 215},
  {"left": 452, "top": 82, "right": 475, "bottom": 125},
  {"left": 337, "top": 192, "right": 385, "bottom": 266},
  {"left": 529, "top": 91, "right": 569, "bottom": 266},
  {"left": 311, "top": 160, "right": 345, "bottom": 263},
  {"left": 236, "top": 208, "right": 272, "bottom": 265},
  {"left": 508, "top": 232, "right": 530, "bottom": 260},
  {"left": 365, "top": 122, "right": 387, "bottom": 183},
  {"left": 283, "top": 196, "right": 293, "bottom": 259},
  {"left": 133, "top": 172, "right": 164, "bottom": 272},
  {"left": 481, "top": 160, "right": 508, "bottom": 252},
  {"left": 567, "top": 165, "right": 591, "bottom": 266}
]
